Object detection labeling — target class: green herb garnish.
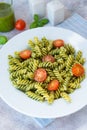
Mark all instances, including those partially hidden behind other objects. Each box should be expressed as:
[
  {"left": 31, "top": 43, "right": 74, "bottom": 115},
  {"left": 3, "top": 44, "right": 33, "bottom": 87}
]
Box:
[
  {"left": 30, "top": 14, "right": 49, "bottom": 29},
  {"left": 0, "top": 36, "right": 8, "bottom": 45}
]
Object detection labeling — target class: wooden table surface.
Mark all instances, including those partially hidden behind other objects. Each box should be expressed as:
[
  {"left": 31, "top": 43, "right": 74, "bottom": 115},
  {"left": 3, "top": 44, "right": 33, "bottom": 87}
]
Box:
[{"left": 0, "top": 0, "right": 87, "bottom": 130}]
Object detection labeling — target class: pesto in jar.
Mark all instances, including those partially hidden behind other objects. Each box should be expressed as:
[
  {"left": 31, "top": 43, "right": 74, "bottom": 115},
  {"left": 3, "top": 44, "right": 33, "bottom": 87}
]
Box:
[{"left": 0, "top": 2, "right": 15, "bottom": 32}]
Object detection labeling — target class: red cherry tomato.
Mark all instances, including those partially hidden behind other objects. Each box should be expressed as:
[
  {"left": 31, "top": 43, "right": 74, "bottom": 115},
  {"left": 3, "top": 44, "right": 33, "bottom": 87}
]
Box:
[
  {"left": 19, "top": 50, "right": 31, "bottom": 60},
  {"left": 47, "top": 79, "right": 59, "bottom": 91},
  {"left": 34, "top": 68, "right": 47, "bottom": 82},
  {"left": 15, "top": 19, "right": 26, "bottom": 30},
  {"left": 72, "top": 63, "right": 85, "bottom": 77},
  {"left": 42, "top": 55, "right": 55, "bottom": 63},
  {"left": 53, "top": 39, "right": 64, "bottom": 48}
]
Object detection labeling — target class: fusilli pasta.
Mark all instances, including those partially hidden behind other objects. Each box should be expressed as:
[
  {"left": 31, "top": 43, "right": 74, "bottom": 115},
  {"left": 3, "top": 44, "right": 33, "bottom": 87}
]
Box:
[{"left": 8, "top": 37, "right": 86, "bottom": 104}]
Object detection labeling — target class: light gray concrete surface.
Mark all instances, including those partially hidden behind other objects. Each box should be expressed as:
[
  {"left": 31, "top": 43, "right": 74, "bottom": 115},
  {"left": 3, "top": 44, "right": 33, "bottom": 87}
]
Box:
[{"left": 0, "top": 0, "right": 87, "bottom": 129}]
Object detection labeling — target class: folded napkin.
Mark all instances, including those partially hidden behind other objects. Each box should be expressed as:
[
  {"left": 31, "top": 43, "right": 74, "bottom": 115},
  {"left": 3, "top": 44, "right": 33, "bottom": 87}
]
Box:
[
  {"left": 33, "top": 13, "right": 87, "bottom": 128},
  {"left": 58, "top": 13, "right": 87, "bottom": 39}
]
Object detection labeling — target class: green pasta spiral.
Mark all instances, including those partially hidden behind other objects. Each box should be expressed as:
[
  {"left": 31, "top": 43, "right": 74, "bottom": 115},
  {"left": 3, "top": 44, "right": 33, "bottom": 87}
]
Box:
[
  {"left": 8, "top": 37, "right": 86, "bottom": 104},
  {"left": 26, "top": 91, "right": 44, "bottom": 102},
  {"left": 60, "top": 92, "right": 71, "bottom": 102}
]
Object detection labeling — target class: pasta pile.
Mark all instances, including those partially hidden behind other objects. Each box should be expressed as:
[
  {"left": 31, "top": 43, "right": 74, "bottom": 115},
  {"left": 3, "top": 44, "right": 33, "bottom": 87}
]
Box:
[{"left": 8, "top": 37, "right": 86, "bottom": 104}]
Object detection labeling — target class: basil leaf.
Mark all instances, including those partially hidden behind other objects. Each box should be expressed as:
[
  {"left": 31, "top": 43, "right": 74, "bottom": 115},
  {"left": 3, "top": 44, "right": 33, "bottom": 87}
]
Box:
[
  {"left": 0, "top": 36, "right": 8, "bottom": 45},
  {"left": 38, "top": 21, "right": 44, "bottom": 27},
  {"left": 30, "top": 21, "right": 38, "bottom": 29},
  {"left": 40, "top": 19, "right": 49, "bottom": 25},
  {"left": 34, "top": 14, "right": 39, "bottom": 22},
  {"left": 29, "top": 14, "right": 49, "bottom": 29}
]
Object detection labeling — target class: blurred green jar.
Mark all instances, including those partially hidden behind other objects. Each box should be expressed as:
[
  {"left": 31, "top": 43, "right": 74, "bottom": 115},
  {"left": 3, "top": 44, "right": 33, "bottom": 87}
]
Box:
[{"left": 0, "top": 0, "right": 15, "bottom": 32}]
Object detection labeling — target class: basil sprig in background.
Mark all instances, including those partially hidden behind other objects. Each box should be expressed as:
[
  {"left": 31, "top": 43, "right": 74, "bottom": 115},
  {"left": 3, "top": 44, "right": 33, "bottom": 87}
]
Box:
[{"left": 30, "top": 14, "right": 49, "bottom": 29}]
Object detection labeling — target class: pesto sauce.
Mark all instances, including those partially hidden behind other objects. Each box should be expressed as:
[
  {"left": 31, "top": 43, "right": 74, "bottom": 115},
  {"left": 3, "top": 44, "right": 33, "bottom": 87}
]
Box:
[{"left": 0, "top": 3, "right": 15, "bottom": 32}]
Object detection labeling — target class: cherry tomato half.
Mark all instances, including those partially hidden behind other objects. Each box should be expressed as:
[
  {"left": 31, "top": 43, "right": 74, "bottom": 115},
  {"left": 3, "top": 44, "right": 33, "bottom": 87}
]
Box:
[
  {"left": 19, "top": 50, "right": 32, "bottom": 60},
  {"left": 15, "top": 19, "right": 26, "bottom": 30},
  {"left": 42, "top": 55, "right": 55, "bottom": 63},
  {"left": 34, "top": 68, "right": 47, "bottom": 82},
  {"left": 47, "top": 79, "right": 59, "bottom": 91},
  {"left": 53, "top": 39, "right": 64, "bottom": 48},
  {"left": 72, "top": 63, "right": 85, "bottom": 77}
]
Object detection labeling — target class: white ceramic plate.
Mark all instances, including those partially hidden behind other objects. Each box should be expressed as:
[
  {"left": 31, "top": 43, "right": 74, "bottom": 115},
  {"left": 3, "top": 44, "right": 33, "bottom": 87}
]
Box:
[{"left": 0, "top": 27, "right": 87, "bottom": 118}]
